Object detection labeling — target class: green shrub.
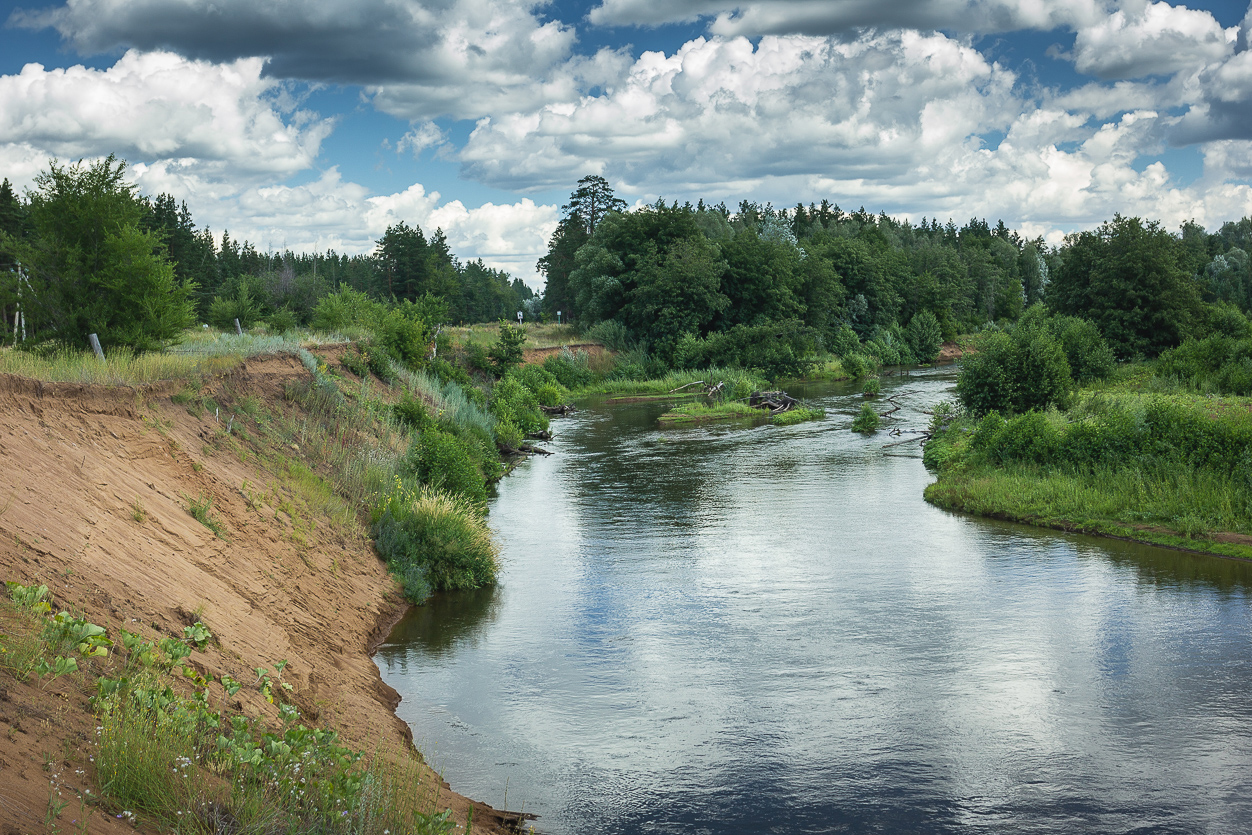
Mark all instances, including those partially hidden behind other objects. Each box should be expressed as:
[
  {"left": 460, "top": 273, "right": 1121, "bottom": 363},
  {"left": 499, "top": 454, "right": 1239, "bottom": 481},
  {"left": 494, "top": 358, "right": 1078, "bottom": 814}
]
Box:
[
  {"left": 773, "top": 407, "right": 824, "bottom": 426},
  {"left": 851, "top": 402, "right": 880, "bottom": 433},
  {"left": 511, "top": 364, "right": 569, "bottom": 407},
  {"left": 267, "top": 306, "right": 299, "bottom": 334},
  {"left": 402, "top": 428, "right": 488, "bottom": 506},
  {"left": 375, "top": 305, "right": 434, "bottom": 370},
  {"left": 341, "top": 346, "right": 371, "bottom": 378},
  {"left": 487, "top": 321, "right": 526, "bottom": 375},
  {"left": 208, "top": 282, "right": 263, "bottom": 331},
  {"left": 491, "top": 375, "right": 547, "bottom": 436},
  {"left": 393, "top": 393, "right": 432, "bottom": 431},
  {"left": 828, "top": 324, "right": 861, "bottom": 358},
  {"left": 311, "top": 285, "right": 381, "bottom": 332},
  {"left": 585, "top": 319, "right": 634, "bottom": 352},
  {"left": 543, "top": 348, "right": 596, "bottom": 389},
  {"left": 840, "top": 352, "right": 876, "bottom": 379},
  {"left": 373, "top": 484, "right": 499, "bottom": 600},
  {"left": 862, "top": 376, "right": 881, "bottom": 396}
]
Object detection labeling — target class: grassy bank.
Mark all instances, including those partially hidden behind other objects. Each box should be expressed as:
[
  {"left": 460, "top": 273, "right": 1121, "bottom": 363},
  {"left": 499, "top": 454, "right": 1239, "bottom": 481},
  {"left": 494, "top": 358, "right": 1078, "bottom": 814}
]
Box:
[
  {"left": 923, "top": 388, "right": 1252, "bottom": 559},
  {"left": 0, "top": 583, "right": 455, "bottom": 835}
]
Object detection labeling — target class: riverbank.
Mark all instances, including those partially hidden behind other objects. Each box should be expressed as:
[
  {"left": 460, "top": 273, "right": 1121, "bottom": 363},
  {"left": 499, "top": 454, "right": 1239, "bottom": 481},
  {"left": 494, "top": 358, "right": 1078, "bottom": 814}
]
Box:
[
  {"left": 923, "top": 387, "right": 1252, "bottom": 562},
  {"left": 0, "top": 355, "right": 522, "bottom": 834}
]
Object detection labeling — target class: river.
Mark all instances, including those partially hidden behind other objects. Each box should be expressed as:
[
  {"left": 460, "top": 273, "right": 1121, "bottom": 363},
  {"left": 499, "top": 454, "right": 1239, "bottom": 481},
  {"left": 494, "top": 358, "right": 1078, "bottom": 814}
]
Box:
[{"left": 376, "top": 368, "right": 1252, "bottom": 834}]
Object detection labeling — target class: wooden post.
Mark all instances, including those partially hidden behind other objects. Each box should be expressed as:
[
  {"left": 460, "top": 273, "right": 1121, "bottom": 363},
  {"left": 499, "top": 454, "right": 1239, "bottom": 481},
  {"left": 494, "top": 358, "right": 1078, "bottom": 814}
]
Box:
[
  {"left": 234, "top": 318, "right": 243, "bottom": 335},
  {"left": 88, "top": 333, "right": 105, "bottom": 361}
]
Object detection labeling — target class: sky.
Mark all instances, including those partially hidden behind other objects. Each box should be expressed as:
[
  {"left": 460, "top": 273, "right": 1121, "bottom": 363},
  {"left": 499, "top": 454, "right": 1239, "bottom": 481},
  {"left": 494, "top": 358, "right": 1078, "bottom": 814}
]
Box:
[{"left": 3, "top": 1, "right": 1252, "bottom": 288}]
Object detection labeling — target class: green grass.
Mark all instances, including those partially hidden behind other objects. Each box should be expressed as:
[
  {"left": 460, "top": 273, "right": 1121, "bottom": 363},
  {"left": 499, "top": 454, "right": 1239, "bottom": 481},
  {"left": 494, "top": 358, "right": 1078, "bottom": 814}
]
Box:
[
  {"left": 923, "top": 379, "right": 1252, "bottom": 559},
  {"left": 657, "top": 401, "right": 762, "bottom": 426},
  {"left": 772, "top": 406, "right": 825, "bottom": 426},
  {"left": 184, "top": 492, "right": 228, "bottom": 539},
  {"left": 924, "top": 461, "right": 1252, "bottom": 560},
  {"left": 446, "top": 321, "right": 584, "bottom": 350}
]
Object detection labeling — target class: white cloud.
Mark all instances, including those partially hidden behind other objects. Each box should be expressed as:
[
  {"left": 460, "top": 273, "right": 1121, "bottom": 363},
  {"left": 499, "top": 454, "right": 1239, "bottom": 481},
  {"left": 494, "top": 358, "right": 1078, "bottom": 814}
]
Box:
[
  {"left": 13, "top": 0, "right": 581, "bottom": 121},
  {"left": 1068, "top": 1, "right": 1234, "bottom": 79},
  {"left": 459, "top": 32, "right": 1019, "bottom": 192},
  {"left": 397, "top": 121, "right": 448, "bottom": 156},
  {"left": 588, "top": 0, "right": 1110, "bottom": 34},
  {"left": 0, "top": 50, "right": 331, "bottom": 183}
]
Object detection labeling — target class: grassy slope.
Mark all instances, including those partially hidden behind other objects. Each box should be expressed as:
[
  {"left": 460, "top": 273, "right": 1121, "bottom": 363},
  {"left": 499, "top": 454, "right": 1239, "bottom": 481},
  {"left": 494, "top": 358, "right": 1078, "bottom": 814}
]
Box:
[{"left": 924, "top": 370, "right": 1252, "bottom": 560}]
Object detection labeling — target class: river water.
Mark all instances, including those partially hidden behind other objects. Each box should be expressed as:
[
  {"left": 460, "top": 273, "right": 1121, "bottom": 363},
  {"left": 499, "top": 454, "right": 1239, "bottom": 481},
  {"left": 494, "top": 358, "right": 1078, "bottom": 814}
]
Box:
[{"left": 376, "top": 368, "right": 1252, "bottom": 834}]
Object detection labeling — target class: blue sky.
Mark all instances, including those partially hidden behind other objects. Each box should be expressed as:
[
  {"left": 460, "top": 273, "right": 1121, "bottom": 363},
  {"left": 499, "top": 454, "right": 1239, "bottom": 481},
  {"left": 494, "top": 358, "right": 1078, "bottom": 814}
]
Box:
[{"left": 2, "top": 0, "right": 1252, "bottom": 287}]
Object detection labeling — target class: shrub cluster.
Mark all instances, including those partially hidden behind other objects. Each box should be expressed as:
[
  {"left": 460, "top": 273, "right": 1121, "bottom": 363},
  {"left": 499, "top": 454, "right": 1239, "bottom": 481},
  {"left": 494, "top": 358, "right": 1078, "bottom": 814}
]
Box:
[
  {"left": 927, "top": 394, "right": 1252, "bottom": 477},
  {"left": 956, "top": 305, "right": 1115, "bottom": 416}
]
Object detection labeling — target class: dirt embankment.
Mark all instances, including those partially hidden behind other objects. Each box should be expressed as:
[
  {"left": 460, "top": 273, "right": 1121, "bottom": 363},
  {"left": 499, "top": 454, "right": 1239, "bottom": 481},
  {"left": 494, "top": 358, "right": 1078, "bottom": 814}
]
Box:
[{"left": 0, "top": 355, "right": 516, "bottom": 834}]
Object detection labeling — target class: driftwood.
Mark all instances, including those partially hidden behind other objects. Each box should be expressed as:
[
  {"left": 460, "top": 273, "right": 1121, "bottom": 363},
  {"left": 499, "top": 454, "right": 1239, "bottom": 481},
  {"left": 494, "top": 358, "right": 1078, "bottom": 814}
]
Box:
[
  {"left": 541, "top": 404, "right": 577, "bottom": 416},
  {"left": 670, "top": 380, "right": 726, "bottom": 397},
  {"left": 517, "top": 443, "right": 552, "bottom": 455},
  {"left": 748, "top": 390, "right": 801, "bottom": 414},
  {"left": 526, "top": 430, "right": 553, "bottom": 441}
]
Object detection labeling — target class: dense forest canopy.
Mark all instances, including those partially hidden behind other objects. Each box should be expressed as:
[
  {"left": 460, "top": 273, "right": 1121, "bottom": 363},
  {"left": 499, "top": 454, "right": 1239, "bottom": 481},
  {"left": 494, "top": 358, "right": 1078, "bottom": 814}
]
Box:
[
  {"left": 540, "top": 177, "right": 1252, "bottom": 368},
  {"left": 3, "top": 160, "right": 1252, "bottom": 369}
]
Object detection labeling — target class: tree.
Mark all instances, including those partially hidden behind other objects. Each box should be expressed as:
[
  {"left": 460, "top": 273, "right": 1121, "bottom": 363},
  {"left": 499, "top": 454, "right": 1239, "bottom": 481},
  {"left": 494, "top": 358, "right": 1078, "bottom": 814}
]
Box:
[
  {"left": 375, "top": 222, "right": 457, "bottom": 303},
  {"left": 563, "top": 175, "right": 626, "bottom": 237},
  {"left": 540, "top": 176, "right": 625, "bottom": 321},
  {"left": 1049, "top": 215, "right": 1202, "bottom": 358},
  {"left": 1, "top": 156, "right": 195, "bottom": 352}
]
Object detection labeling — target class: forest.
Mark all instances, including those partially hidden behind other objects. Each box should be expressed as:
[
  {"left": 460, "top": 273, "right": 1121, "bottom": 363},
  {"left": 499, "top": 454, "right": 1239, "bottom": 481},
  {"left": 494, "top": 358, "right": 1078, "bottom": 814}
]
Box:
[{"left": 0, "top": 157, "right": 536, "bottom": 354}]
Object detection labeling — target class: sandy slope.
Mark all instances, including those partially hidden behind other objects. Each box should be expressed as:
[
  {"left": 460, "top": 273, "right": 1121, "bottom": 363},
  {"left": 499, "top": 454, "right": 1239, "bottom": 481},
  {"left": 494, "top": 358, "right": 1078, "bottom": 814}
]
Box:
[{"left": 0, "top": 356, "right": 518, "bottom": 834}]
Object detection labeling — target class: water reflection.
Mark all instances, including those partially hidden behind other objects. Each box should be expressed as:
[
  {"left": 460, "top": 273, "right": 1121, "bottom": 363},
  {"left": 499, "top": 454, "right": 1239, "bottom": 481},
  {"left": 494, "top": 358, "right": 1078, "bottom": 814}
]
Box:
[
  {"left": 377, "top": 368, "right": 1252, "bottom": 834},
  {"left": 378, "top": 585, "right": 501, "bottom": 660}
]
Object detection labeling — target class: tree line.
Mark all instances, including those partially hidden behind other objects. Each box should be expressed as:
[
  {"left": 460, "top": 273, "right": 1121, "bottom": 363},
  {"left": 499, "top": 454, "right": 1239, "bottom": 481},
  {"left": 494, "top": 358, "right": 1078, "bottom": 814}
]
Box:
[
  {"left": 0, "top": 156, "right": 537, "bottom": 352},
  {"left": 540, "top": 176, "right": 1252, "bottom": 375}
]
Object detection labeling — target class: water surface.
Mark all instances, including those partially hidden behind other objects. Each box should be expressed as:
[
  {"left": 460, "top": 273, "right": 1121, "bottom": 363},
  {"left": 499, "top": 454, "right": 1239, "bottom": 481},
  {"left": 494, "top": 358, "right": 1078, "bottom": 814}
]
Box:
[{"left": 377, "top": 369, "right": 1252, "bottom": 834}]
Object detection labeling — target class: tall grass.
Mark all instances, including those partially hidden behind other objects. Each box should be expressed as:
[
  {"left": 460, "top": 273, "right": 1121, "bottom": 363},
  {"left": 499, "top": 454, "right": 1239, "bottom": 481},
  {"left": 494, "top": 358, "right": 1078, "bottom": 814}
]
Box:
[
  {"left": 580, "top": 367, "right": 768, "bottom": 397},
  {"left": 373, "top": 483, "right": 499, "bottom": 603},
  {"left": 395, "top": 365, "right": 496, "bottom": 442},
  {"left": 0, "top": 345, "right": 210, "bottom": 385}
]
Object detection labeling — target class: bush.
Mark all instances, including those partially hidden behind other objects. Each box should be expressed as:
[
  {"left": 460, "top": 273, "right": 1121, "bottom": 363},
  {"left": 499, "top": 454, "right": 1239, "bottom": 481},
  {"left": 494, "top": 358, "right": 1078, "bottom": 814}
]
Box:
[
  {"left": 585, "top": 319, "right": 634, "bottom": 352},
  {"left": 310, "top": 285, "right": 381, "bottom": 332},
  {"left": 393, "top": 392, "right": 432, "bottom": 431},
  {"left": 340, "top": 345, "right": 370, "bottom": 378},
  {"left": 676, "top": 319, "right": 819, "bottom": 380},
  {"left": 956, "top": 316, "right": 1074, "bottom": 416},
  {"left": 1055, "top": 315, "right": 1116, "bottom": 384},
  {"left": 487, "top": 321, "right": 526, "bottom": 375},
  {"left": 208, "top": 282, "right": 263, "bottom": 331},
  {"left": 267, "top": 306, "right": 299, "bottom": 334},
  {"left": 1157, "top": 334, "right": 1252, "bottom": 395},
  {"left": 373, "top": 484, "right": 499, "bottom": 602},
  {"left": 851, "top": 402, "right": 880, "bottom": 433},
  {"left": 402, "top": 428, "right": 488, "bottom": 506},
  {"left": 841, "top": 352, "right": 874, "bottom": 379},
  {"left": 512, "top": 364, "right": 570, "bottom": 407},
  {"left": 543, "top": 347, "right": 596, "bottom": 389},
  {"left": 862, "top": 376, "right": 881, "bottom": 396},
  {"left": 375, "top": 305, "right": 434, "bottom": 370},
  {"left": 829, "top": 324, "right": 861, "bottom": 358},
  {"left": 490, "top": 375, "right": 547, "bottom": 437}
]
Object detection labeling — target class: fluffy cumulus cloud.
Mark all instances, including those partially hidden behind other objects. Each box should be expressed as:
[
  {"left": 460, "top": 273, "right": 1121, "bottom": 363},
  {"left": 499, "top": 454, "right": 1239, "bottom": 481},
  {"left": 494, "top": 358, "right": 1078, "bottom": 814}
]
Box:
[
  {"left": 0, "top": 50, "right": 331, "bottom": 185},
  {"left": 1067, "top": 1, "right": 1235, "bottom": 78},
  {"left": 588, "top": 0, "right": 1110, "bottom": 34},
  {"left": 11, "top": 0, "right": 579, "bottom": 120},
  {"left": 460, "top": 32, "right": 1021, "bottom": 191}
]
